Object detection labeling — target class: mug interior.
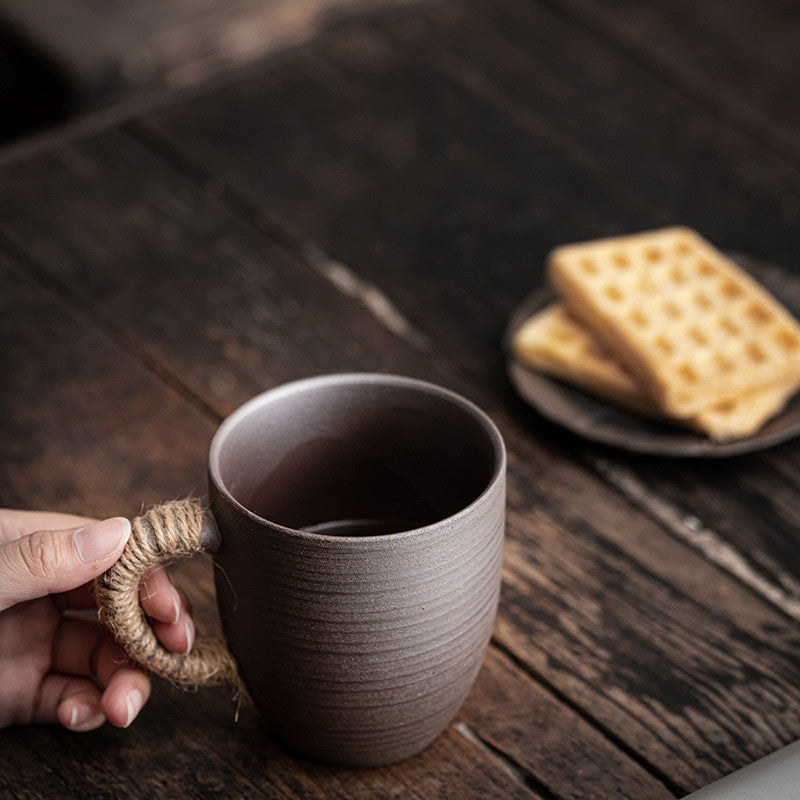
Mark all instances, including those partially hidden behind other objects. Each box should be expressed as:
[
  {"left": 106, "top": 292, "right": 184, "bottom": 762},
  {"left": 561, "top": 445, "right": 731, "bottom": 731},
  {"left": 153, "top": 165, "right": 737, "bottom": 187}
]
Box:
[{"left": 210, "top": 375, "right": 502, "bottom": 535}]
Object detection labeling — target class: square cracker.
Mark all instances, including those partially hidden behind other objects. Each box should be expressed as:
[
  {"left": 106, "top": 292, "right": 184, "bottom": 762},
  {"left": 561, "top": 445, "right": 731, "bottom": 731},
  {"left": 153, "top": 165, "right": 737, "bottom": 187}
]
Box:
[
  {"left": 512, "top": 302, "right": 798, "bottom": 440},
  {"left": 548, "top": 227, "right": 800, "bottom": 417}
]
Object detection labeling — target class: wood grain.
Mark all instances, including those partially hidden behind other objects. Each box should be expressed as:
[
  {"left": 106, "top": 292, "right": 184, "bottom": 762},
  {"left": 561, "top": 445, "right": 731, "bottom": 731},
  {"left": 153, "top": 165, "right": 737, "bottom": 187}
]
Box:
[
  {"left": 0, "top": 254, "right": 212, "bottom": 517},
  {"left": 0, "top": 132, "right": 441, "bottom": 418},
  {"left": 459, "top": 648, "right": 673, "bottom": 800},
  {"left": 139, "top": 0, "right": 800, "bottom": 656},
  {"left": 4, "top": 124, "right": 800, "bottom": 796},
  {"left": 0, "top": 681, "right": 541, "bottom": 800},
  {"left": 552, "top": 0, "right": 800, "bottom": 164},
  {"left": 3, "top": 3, "right": 800, "bottom": 792},
  {"left": 111, "top": 8, "right": 800, "bottom": 790},
  {"left": 0, "top": 129, "right": 688, "bottom": 796},
  {"left": 0, "top": 252, "right": 539, "bottom": 799},
  {"left": 372, "top": 0, "right": 800, "bottom": 270},
  {"left": 137, "top": 31, "right": 649, "bottom": 384},
  {"left": 0, "top": 126, "right": 658, "bottom": 796}
]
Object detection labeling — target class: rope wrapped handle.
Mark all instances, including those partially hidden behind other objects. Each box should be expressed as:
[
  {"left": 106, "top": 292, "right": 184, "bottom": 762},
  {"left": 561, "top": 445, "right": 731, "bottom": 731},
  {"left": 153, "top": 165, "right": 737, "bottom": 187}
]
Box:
[{"left": 94, "top": 499, "right": 246, "bottom": 693}]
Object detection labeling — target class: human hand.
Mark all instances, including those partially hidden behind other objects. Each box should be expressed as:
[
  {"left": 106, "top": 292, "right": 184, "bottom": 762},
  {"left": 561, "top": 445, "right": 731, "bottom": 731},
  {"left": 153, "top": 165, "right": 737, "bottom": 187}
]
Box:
[{"left": 0, "top": 509, "right": 195, "bottom": 732}]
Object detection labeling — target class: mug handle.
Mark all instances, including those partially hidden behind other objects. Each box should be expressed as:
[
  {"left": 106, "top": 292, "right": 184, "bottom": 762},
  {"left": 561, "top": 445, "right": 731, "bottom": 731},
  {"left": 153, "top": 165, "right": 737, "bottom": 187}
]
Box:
[{"left": 94, "top": 499, "right": 245, "bottom": 693}]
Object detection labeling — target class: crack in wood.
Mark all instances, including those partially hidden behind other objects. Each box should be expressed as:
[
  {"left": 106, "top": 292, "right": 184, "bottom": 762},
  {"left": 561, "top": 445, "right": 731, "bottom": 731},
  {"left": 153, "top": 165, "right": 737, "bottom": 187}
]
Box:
[
  {"left": 300, "top": 242, "right": 429, "bottom": 351},
  {"left": 591, "top": 456, "right": 800, "bottom": 624},
  {"left": 452, "top": 721, "right": 554, "bottom": 799},
  {"left": 488, "top": 638, "right": 685, "bottom": 798}
]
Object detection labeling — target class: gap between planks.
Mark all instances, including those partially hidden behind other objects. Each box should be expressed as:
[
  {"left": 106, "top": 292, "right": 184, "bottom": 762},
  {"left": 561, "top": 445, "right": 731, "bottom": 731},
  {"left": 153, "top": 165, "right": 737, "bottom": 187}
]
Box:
[
  {"left": 125, "top": 119, "right": 430, "bottom": 354},
  {"left": 0, "top": 232, "right": 225, "bottom": 426},
  {"left": 452, "top": 721, "right": 558, "bottom": 800}
]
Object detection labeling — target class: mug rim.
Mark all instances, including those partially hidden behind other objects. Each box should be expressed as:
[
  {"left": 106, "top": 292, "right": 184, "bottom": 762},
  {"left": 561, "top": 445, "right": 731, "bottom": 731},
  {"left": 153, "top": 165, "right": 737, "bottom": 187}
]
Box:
[{"left": 208, "top": 372, "right": 506, "bottom": 542}]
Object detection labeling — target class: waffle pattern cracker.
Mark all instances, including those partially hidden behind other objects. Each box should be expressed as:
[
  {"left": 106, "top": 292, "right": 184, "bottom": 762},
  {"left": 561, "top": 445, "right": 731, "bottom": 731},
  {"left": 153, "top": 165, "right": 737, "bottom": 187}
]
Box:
[
  {"left": 548, "top": 227, "right": 800, "bottom": 420},
  {"left": 513, "top": 302, "right": 799, "bottom": 440},
  {"left": 512, "top": 304, "right": 652, "bottom": 415}
]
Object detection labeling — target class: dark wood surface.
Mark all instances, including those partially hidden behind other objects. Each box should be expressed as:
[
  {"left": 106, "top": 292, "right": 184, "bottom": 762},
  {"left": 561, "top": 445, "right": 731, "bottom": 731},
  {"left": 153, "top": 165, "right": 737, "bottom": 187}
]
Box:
[
  {"left": 0, "top": 0, "right": 413, "bottom": 113},
  {"left": 2, "top": 1, "right": 800, "bottom": 797}
]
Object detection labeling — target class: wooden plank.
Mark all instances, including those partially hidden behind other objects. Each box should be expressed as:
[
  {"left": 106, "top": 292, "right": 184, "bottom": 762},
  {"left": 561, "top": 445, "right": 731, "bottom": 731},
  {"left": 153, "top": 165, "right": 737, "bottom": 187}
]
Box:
[
  {"left": 79, "top": 11, "right": 800, "bottom": 791},
  {"left": 134, "top": 33, "right": 650, "bottom": 384},
  {"left": 1, "top": 682, "right": 539, "bottom": 800},
  {"left": 152, "top": 681, "right": 542, "bottom": 800},
  {"left": 359, "top": 0, "right": 800, "bottom": 621},
  {"left": 141, "top": 2, "right": 800, "bottom": 620},
  {"left": 3, "top": 127, "right": 800, "bottom": 795},
  {"left": 0, "top": 256, "right": 539, "bottom": 799},
  {"left": 0, "top": 132, "right": 439, "bottom": 418},
  {"left": 139, "top": 0, "right": 800, "bottom": 649},
  {"left": 0, "top": 0, "right": 420, "bottom": 109},
  {"left": 459, "top": 648, "right": 672, "bottom": 800},
  {"left": 0, "top": 252, "right": 212, "bottom": 517},
  {"left": 550, "top": 0, "right": 800, "bottom": 164},
  {"left": 372, "top": 0, "right": 800, "bottom": 268}
]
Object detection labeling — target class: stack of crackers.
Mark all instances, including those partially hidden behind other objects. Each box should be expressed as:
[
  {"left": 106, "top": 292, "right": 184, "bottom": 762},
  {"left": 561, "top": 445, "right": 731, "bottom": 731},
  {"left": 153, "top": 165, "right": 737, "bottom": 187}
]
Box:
[{"left": 512, "top": 227, "right": 800, "bottom": 440}]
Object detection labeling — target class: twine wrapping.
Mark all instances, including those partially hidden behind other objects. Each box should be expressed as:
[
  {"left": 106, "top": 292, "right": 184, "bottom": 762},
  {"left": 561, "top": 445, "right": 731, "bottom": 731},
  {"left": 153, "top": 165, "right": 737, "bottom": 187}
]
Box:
[{"left": 95, "top": 499, "right": 246, "bottom": 693}]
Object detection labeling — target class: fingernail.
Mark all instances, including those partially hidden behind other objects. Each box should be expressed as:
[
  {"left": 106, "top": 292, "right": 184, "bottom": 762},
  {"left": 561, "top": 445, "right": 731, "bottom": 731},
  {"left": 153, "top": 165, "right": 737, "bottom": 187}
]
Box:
[
  {"left": 68, "top": 703, "right": 92, "bottom": 730},
  {"left": 182, "top": 616, "right": 195, "bottom": 655},
  {"left": 74, "top": 517, "right": 131, "bottom": 564},
  {"left": 170, "top": 585, "right": 181, "bottom": 625},
  {"left": 124, "top": 689, "right": 143, "bottom": 728}
]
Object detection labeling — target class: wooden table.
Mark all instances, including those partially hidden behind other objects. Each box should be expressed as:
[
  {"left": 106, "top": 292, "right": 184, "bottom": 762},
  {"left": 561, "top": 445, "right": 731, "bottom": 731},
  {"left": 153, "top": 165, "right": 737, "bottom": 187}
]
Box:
[{"left": 3, "top": 1, "right": 800, "bottom": 797}]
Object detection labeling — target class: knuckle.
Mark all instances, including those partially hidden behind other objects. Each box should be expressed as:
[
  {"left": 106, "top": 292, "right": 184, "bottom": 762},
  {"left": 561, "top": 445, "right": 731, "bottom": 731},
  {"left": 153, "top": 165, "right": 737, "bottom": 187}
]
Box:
[{"left": 18, "top": 530, "right": 65, "bottom": 581}]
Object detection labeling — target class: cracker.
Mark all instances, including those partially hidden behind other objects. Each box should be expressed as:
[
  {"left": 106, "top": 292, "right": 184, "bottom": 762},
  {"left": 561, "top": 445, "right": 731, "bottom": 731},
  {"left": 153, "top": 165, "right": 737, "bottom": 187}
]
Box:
[
  {"left": 692, "top": 381, "right": 797, "bottom": 440},
  {"left": 548, "top": 227, "right": 800, "bottom": 417},
  {"left": 512, "top": 304, "right": 654, "bottom": 416},
  {"left": 513, "top": 301, "right": 798, "bottom": 440}
]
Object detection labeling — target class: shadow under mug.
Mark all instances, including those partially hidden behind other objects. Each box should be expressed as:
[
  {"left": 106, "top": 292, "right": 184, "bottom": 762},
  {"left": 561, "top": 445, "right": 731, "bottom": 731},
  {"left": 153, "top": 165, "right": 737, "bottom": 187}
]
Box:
[{"left": 96, "top": 373, "right": 506, "bottom": 767}]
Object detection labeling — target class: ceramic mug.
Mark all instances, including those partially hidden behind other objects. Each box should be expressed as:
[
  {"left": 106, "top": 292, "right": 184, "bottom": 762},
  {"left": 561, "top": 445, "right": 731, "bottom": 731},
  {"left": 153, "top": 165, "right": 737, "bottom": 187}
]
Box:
[{"left": 97, "top": 373, "right": 506, "bottom": 767}]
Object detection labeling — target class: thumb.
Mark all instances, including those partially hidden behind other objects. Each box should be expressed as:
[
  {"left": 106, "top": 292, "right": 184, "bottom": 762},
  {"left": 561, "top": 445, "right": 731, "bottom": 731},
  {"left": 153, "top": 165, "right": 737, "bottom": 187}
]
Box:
[{"left": 0, "top": 517, "right": 131, "bottom": 611}]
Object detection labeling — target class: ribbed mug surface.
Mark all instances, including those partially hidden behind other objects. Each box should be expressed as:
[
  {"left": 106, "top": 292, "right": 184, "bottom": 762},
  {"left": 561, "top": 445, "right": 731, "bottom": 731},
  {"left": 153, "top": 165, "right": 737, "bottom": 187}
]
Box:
[{"left": 208, "top": 374, "right": 506, "bottom": 766}]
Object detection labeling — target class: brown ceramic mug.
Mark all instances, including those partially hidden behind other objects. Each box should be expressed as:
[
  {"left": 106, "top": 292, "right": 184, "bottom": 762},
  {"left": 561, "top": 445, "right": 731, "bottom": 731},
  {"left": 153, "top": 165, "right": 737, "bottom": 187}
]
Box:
[{"left": 96, "top": 373, "right": 506, "bottom": 767}]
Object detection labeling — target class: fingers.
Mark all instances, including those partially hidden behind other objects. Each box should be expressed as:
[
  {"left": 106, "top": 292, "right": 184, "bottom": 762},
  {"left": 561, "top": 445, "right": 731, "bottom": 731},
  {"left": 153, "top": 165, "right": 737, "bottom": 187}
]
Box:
[
  {"left": 0, "top": 518, "right": 131, "bottom": 611},
  {"left": 55, "top": 571, "right": 196, "bottom": 654},
  {"left": 0, "top": 509, "right": 95, "bottom": 545},
  {"left": 152, "top": 608, "right": 195, "bottom": 655},
  {"left": 50, "top": 616, "right": 151, "bottom": 728},
  {"left": 139, "top": 568, "right": 195, "bottom": 654},
  {"left": 99, "top": 664, "right": 151, "bottom": 728},
  {"left": 139, "top": 567, "right": 182, "bottom": 623},
  {"left": 33, "top": 673, "right": 105, "bottom": 732}
]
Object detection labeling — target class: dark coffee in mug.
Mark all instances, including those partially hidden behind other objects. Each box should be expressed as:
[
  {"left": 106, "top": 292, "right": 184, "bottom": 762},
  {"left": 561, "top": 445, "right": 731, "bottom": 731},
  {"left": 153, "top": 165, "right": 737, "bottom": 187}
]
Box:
[
  {"left": 302, "top": 517, "right": 428, "bottom": 536},
  {"left": 237, "top": 399, "right": 495, "bottom": 538}
]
